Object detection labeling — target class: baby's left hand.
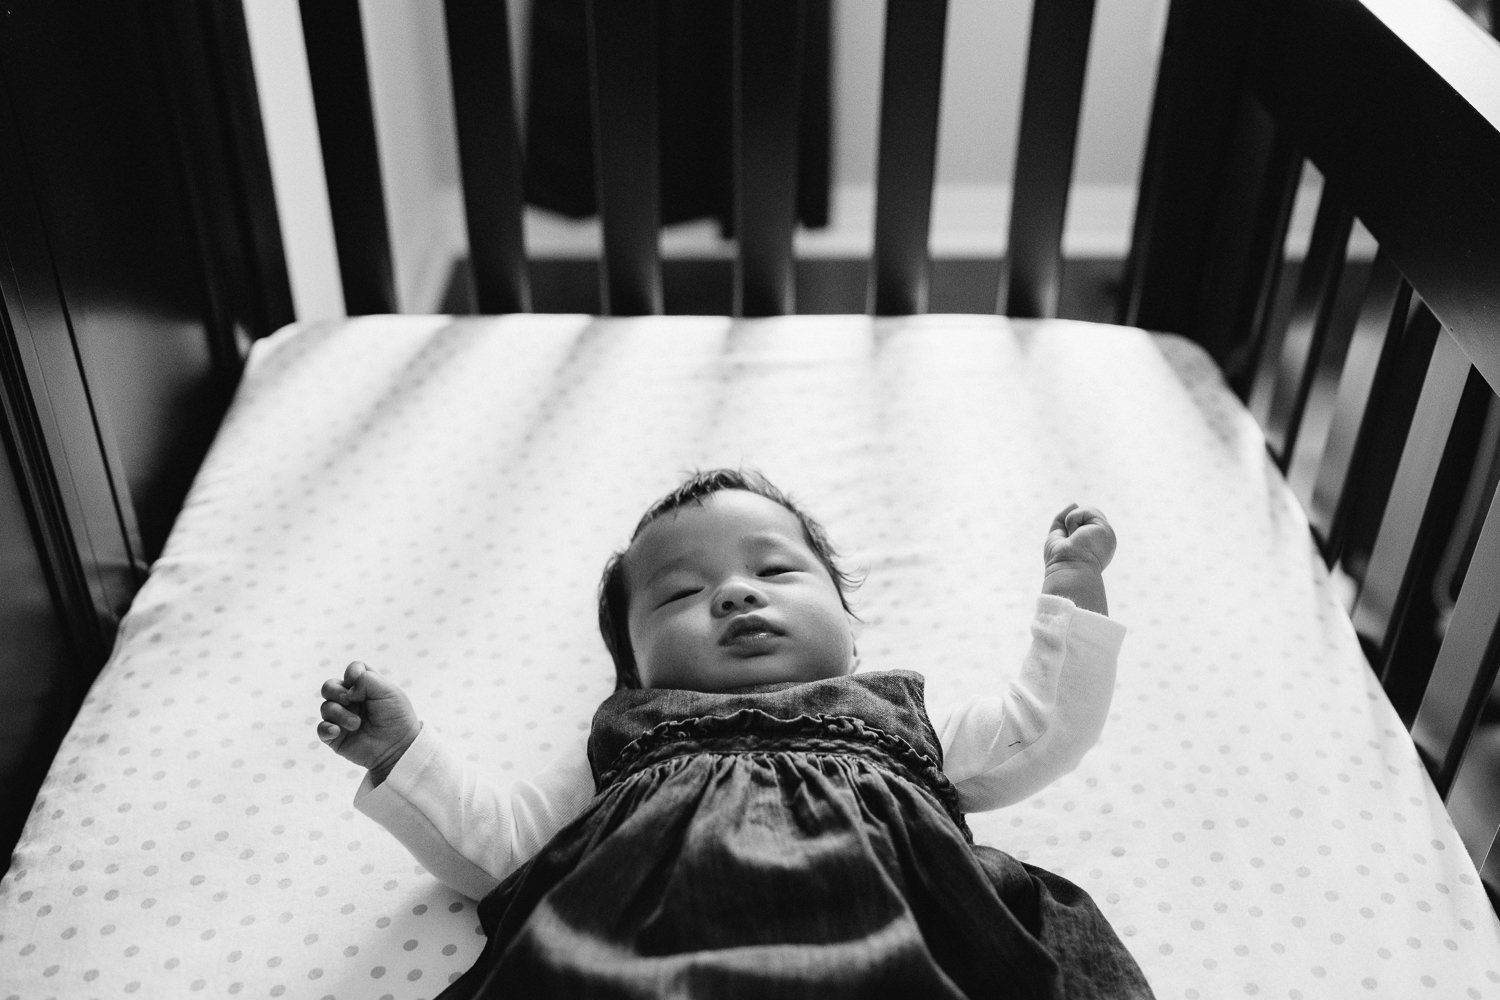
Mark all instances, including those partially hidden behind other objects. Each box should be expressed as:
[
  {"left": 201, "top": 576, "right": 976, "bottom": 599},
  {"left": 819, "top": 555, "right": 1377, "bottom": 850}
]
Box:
[{"left": 1043, "top": 503, "right": 1117, "bottom": 573}]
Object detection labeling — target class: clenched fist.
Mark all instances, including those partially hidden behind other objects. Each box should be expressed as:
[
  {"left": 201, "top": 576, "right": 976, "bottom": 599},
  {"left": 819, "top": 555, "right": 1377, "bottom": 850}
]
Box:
[
  {"left": 317, "top": 661, "right": 421, "bottom": 785},
  {"left": 1041, "top": 504, "right": 1117, "bottom": 616}
]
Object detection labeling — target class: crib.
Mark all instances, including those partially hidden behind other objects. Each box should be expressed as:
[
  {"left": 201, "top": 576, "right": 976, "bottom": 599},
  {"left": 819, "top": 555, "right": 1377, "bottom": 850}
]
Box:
[{"left": 2, "top": 0, "right": 1499, "bottom": 996}]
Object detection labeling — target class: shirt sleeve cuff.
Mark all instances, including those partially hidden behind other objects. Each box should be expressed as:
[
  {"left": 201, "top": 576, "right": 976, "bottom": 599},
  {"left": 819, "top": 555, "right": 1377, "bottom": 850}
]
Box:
[
  {"left": 1034, "top": 592, "right": 1127, "bottom": 662},
  {"left": 353, "top": 721, "right": 439, "bottom": 813}
]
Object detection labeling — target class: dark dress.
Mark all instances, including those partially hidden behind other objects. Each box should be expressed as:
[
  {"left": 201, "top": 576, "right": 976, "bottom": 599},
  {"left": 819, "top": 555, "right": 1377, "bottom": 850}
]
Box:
[{"left": 439, "top": 670, "right": 1154, "bottom": 998}]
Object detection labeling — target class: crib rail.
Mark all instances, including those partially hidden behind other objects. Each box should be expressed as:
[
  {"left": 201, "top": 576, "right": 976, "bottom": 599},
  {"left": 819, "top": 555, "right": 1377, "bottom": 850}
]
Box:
[
  {"left": 1133, "top": 0, "right": 1500, "bottom": 902},
  {"left": 297, "top": 0, "right": 1101, "bottom": 319}
]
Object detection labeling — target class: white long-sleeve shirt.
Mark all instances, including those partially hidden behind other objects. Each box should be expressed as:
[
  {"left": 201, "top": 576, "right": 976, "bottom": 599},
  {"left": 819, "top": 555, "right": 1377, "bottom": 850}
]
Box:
[{"left": 356, "top": 594, "right": 1125, "bottom": 900}]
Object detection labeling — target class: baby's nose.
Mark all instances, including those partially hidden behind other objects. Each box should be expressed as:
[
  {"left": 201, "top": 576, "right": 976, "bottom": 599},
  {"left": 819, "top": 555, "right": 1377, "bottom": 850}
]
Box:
[{"left": 716, "top": 584, "right": 763, "bottom": 613}]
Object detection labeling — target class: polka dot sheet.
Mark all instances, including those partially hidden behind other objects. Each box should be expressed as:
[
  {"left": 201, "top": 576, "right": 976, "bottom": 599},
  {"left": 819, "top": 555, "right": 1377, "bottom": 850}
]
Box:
[{"left": 3, "top": 313, "right": 1497, "bottom": 999}]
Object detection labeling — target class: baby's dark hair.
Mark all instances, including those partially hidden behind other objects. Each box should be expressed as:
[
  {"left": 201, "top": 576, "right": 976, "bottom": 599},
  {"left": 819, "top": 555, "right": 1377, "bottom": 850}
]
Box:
[{"left": 598, "top": 468, "right": 860, "bottom": 689}]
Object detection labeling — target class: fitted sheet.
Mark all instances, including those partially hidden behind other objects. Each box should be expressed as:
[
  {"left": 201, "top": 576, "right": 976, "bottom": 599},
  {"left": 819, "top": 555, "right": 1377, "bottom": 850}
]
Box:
[{"left": 2, "top": 313, "right": 1498, "bottom": 999}]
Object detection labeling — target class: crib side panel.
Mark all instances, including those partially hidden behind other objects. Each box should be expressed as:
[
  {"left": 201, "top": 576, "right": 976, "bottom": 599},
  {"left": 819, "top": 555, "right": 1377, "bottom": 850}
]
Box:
[
  {"left": 1352, "top": 331, "right": 1491, "bottom": 715},
  {"left": 0, "top": 2, "right": 277, "bottom": 564},
  {"left": 1247, "top": 0, "right": 1500, "bottom": 391},
  {"left": 1222, "top": 0, "right": 1500, "bottom": 899},
  {"left": 0, "top": 0, "right": 278, "bottom": 873},
  {"left": 1127, "top": 0, "right": 1500, "bottom": 383},
  {"left": 0, "top": 70, "right": 135, "bottom": 692}
]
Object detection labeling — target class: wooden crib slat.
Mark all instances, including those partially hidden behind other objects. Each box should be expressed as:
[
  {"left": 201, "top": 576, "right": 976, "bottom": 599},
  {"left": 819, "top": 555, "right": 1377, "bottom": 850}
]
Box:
[
  {"left": 1332, "top": 294, "right": 1435, "bottom": 586},
  {"left": 1249, "top": 187, "right": 1356, "bottom": 467},
  {"left": 1119, "top": 0, "right": 1253, "bottom": 354},
  {"left": 1435, "top": 670, "right": 1500, "bottom": 902},
  {"left": 1282, "top": 229, "right": 1369, "bottom": 531},
  {"left": 1435, "top": 471, "right": 1500, "bottom": 899},
  {"left": 585, "top": 0, "right": 662, "bottom": 316},
  {"left": 1412, "top": 481, "right": 1500, "bottom": 799},
  {"left": 869, "top": 0, "right": 948, "bottom": 316},
  {"left": 1134, "top": 88, "right": 1302, "bottom": 395},
  {"left": 1301, "top": 252, "right": 1407, "bottom": 561},
  {"left": 443, "top": 0, "right": 530, "bottom": 314},
  {"left": 1002, "top": 0, "right": 1097, "bottom": 319},
  {"left": 1353, "top": 329, "right": 1492, "bottom": 721},
  {"left": 733, "top": 0, "right": 803, "bottom": 317},
  {"left": 1171, "top": 94, "right": 1301, "bottom": 398},
  {"left": 298, "top": 0, "right": 397, "bottom": 315}
]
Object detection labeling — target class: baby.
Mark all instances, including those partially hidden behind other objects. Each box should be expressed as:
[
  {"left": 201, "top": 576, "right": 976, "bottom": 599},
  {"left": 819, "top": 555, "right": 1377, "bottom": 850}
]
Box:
[{"left": 317, "top": 469, "right": 1154, "bottom": 998}]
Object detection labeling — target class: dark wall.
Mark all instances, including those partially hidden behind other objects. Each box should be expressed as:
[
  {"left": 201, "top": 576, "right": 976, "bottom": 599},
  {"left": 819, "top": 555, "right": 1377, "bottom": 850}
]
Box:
[{"left": 0, "top": 0, "right": 288, "bottom": 872}]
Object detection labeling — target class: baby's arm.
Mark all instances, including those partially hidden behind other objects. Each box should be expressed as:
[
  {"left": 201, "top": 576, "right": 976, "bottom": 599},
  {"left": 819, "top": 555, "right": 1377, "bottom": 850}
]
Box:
[
  {"left": 315, "top": 662, "right": 594, "bottom": 899},
  {"left": 936, "top": 504, "right": 1124, "bottom": 810},
  {"left": 354, "top": 725, "right": 595, "bottom": 899},
  {"left": 937, "top": 597, "right": 1123, "bottom": 810}
]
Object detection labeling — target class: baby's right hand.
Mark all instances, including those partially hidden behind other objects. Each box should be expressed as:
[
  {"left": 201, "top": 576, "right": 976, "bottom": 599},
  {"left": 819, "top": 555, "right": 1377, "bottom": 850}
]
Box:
[{"left": 317, "top": 661, "right": 421, "bottom": 784}]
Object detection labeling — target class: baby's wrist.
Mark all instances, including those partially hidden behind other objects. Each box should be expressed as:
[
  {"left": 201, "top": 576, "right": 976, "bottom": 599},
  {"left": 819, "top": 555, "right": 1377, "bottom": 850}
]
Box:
[
  {"left": 368, "top": 723, "right": 421, "bottom": 787},
  {"left": 1042, "top": 560, "right": 1108, "bottom": 616}
]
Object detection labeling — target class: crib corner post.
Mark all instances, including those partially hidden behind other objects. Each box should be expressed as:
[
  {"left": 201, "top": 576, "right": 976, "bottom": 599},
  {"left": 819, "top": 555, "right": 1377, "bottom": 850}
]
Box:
[{"left": 1120, "top": 0, "right": 1252, "bottom": 358}]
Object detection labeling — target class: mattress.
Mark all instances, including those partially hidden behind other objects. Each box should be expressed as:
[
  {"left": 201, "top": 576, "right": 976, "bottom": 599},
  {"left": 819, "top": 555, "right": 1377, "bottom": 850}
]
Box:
[{"left": 2, "top": 313, "right": 1497, "bottom": 999}]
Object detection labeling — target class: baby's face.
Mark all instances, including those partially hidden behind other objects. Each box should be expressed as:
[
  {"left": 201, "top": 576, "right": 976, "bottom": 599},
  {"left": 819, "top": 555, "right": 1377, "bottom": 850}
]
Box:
[{"left": 623, "top": 489, "right": 855, "bottom": 692}]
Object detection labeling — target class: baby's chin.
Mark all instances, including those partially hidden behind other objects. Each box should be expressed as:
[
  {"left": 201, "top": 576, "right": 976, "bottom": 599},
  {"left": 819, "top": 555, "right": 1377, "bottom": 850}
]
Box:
[{"left": 645, "top": 656, "right": 856, "bottom": 693}]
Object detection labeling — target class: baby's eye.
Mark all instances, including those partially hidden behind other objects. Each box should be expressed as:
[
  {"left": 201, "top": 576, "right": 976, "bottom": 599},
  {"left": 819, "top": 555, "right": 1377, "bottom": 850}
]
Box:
[
  {"left": 757, "top": 566, "right": 796, "bottom": 577},
  {"left": 659, "top": 587, "right": 700, "bottom": 607}
]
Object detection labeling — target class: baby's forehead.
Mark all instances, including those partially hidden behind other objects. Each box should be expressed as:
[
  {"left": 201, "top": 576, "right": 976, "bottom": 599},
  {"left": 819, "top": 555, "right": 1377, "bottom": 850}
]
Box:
[{"left": 624, "top": 491, "right": 809, "bottom": 578}]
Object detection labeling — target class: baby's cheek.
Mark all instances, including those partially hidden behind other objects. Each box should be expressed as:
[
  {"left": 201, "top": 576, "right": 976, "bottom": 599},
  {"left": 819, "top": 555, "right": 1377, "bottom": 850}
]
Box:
[
  {"left": 662, "top": 620, "right": 710, "bottom": 661},
  {"left": 635, "top": 617, "right": 697, "bottom": 677}
]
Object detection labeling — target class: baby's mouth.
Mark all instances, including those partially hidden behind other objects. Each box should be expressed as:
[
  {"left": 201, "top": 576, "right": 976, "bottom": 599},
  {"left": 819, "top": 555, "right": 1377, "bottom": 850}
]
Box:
[{"left": 719, "top": 614, "right": 783, "bottom": 645}]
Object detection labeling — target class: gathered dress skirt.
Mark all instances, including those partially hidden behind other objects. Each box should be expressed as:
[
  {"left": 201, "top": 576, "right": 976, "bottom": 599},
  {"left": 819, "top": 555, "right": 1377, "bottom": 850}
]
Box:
[{"left": 438, "top": 670, "right": 1154, "bottom": 999}]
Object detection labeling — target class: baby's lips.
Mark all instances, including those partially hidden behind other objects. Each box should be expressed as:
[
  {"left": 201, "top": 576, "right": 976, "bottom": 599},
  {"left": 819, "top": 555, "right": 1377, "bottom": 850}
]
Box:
[{"left": 719, "top": 614, "right": 784, "bottom": 644}]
